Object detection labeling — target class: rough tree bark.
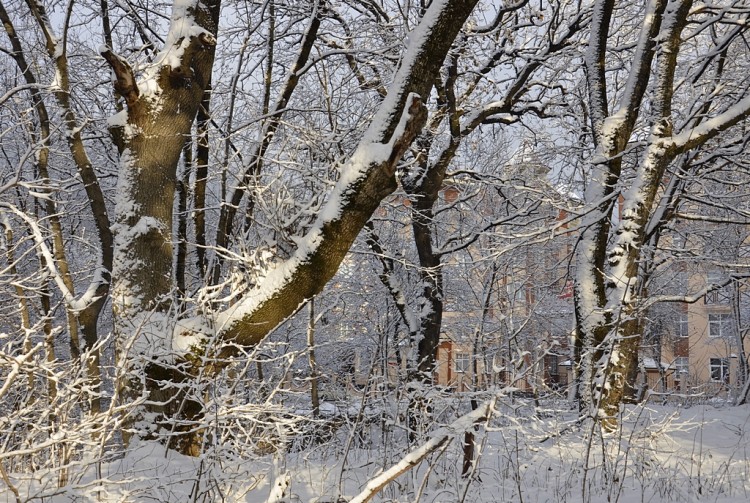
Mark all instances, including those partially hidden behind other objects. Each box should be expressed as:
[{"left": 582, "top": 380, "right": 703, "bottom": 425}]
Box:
[
  {"left": 103, "top": 0, "right": 221, "bottom": 451},
  {"left": 575, "top": 0, "right": 750, "bottom": 429},
  {"left": 105, "top": 0, "right": 480, "bottom": 454}
]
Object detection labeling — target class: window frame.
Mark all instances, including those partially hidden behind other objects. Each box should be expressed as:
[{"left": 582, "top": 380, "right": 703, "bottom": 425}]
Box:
[
  {"left": 708, "top": 313, "right": 734, "bottom": 338},
  {"left": 677, "top": 313, "right": 689, "bottom": 338},
  {"left": 709, "top": 357, "right": 730, "bottom": 383},
  {"left": 548, "top": 354, "right": 559, "bottom": 376},
  {"left": 674, "top": 356, "right": 689, "bottom": 376},
  {"left": 454, "top": 352, "right": 471, "bottom": 373}
]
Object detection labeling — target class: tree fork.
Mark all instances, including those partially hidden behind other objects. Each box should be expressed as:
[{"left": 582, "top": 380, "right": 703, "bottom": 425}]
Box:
[{"left": 107, "top": 0, "right": 221, "bottom": 449}]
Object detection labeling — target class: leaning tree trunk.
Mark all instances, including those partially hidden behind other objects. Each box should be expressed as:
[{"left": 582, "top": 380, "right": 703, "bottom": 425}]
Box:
[{"left": 107, "top": 0, "right": 480, "bottom": 455}]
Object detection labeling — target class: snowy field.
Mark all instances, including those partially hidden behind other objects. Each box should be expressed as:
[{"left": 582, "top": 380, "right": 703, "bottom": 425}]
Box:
[{"left": 4, "top": 397, "right": 750, "bottom": 502}]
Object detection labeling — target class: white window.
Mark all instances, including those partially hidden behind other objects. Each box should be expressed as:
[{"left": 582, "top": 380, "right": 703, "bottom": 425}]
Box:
[
  {"left": 708, "top": 313, "right": 733, "bottom": 338},
  {"left": 548, "top": 355, "right": 559, "bottom": 376},
  {"left": 675, "top": 357, "right": 689, "bottom": 376},
  {"left": 455, "top": 353, "right": 471, "bottom": 373},
  {"left": 710, "top": 358, "right": 729, "bottom": 383},
  {"left": 340, "top": 323, "right": 352, "bottom": 339},
  {"left": 677, "top": 313, "right": 689, "bottom": 338}
]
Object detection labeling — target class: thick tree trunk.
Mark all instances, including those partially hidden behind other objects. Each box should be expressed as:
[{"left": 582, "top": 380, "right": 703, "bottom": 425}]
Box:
[
  {"left": 106, "top": 0, "right": 479, "bottom": 454},
  {"left": 106, "top": 0, "right": 220, "bottom": 450},
  {"left": 574, "top": 0, "right": 668, "bottom": 424},
  {"left": 593, "top": 0, "right": 692, "bottom": 427}
]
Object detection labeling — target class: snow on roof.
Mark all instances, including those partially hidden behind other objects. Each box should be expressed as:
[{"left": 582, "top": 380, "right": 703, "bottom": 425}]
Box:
[
  {"left": 557, "top": 358, "right": 671, "bottom": 369},
  {"left": 641, "top": 357, "right": 671, "bottom": 370}
]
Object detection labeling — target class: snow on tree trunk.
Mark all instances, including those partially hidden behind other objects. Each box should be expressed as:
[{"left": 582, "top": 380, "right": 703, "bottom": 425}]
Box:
[
  {"left": 575, "top": 0, "right": 750, "bottom": 429},
  {"left": 106, "top": 0, "right": 220, "bottom": 451},
  {"left": 106, "top": 0, "right": 479, "bottom": 453}
]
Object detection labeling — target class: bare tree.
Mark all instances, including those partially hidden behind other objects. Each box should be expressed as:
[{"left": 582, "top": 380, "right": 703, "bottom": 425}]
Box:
[
  {"left": 574, "top": 0, "right": 750, "bottom": 428},
  {"left": 0, "top": 0, "right": 483, "bottom": 454}
]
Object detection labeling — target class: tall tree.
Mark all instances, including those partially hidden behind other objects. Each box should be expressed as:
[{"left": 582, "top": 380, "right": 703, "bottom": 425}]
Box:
[
  {"left": 101, "top": 0, "right": 480, "bottom": 452},
  {"left": 574, "top": 0, "right": 750, "bottom": 428}
]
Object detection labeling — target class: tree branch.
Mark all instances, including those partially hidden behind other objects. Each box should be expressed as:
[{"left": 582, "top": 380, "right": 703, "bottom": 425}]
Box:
[
  {"left": 671, "top": 92, "right": 750, "bottom": 154},
  {"left": 348, "top": 396, "right": 497, "bottom": 503},
  {"left": 101, "top": 48, "right": 140, "bottom": 106},
  {"left": 174, "top": 0, "right": 480, "bottom": 362}
]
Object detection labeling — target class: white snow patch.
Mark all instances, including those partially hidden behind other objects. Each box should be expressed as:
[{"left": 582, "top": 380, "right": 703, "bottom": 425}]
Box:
[
  {"left": 137, "top": 0, "right": 214, "bottom": 97},
  {"left": 173, "top": 317, "right": 215, "bottom": 352}
]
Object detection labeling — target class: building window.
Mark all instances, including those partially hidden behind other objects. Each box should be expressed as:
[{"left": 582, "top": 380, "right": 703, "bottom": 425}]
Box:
[
  {"left": 675, "top": 357, "right": 689, "bottom": 376},
  {"left": 455, "top": 353, "right": 471, "bottom": 373},
  {"left": 710, "top": 358, "right": 729, "bottom": 383},
  {"left": 708, "top": 313, "right": 733, "bottom": 338},
  {"left": 506, "top": 281, "right": 527, "bottom": 306},
  {"left": 340, "top": 323, "right": 352, "bottom": 339},
  {"left": 677, "top": 313, "right": 689, "bottom": 338},
  {"left": 548, "top": 355, "right": 559, "bottom": 376}
]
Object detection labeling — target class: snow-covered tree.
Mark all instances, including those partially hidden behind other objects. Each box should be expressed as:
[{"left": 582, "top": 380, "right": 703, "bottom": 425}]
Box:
[
  {"left": 0, "top": 0, "right": 487, "bottom": 455},
  {"left": 573, "top": 0, "right": 750, "bottom": 428}
]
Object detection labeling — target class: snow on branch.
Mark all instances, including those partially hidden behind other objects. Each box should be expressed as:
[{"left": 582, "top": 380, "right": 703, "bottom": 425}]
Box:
[
  {"left": 157, "top": 0, "right": 216, "bottom": 70},
  {"left": 641, "top": 273, "right": 750, "bottom": 310},
  {"left": 0, "top": 203, "right": 105, "bottom": 312},
  {"left": 132, "top": 0, "right": 217, "bottom": 97},
  {"left": 671, "top": 93, "right": 750, "bottom": 153},
  {"left": 173, "top": 0, "right": 479, "bottom": 357},
  {"left": 348, "top": 397, "right": 497, "bottom": 503},
  {"left": 100, "top": 48, "right": 139, "bottom": 106},
  {"left": 364, "top": 222, "right": 421, "bottom": 337},
  {"left": 0, "top": 341, "right": 43, "bottom": 402},
  {"left": 0, "top": 83, "right": 50, "bottom": 107},
  {"left": 174, "top": 92, "right": 428, "bottom": 353}
]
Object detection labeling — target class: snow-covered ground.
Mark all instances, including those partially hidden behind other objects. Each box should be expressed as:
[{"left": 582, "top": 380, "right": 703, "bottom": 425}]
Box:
[{"left": 4, "top": 398, "right": 750, "bottom": 502}]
